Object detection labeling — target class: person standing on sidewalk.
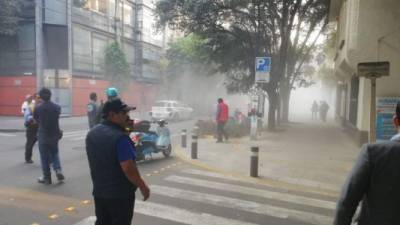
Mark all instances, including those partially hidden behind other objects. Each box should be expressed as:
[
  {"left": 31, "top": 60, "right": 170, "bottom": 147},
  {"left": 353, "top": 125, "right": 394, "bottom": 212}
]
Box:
[
  {"left": 216, "top": 98, "right": 229, "bottom": 143},
  {"left": 93, "top": 87, "right": 119, "bottom": 126},
  {"left": 86, "top": 98, "right": 149, "bottom": 225},
  {"left": 87, "top": 92, "right": 98, "bottom": 129},
  {"left": 311, "top": 101, "right": 318, "bottom": 120},
  {"left": 33, "top": 88, "right": 65, "bottom": 184},
  {"left": 333, "top": 102, "right": 400, "bottom": 225},
  {"left": 23, "top": 94, "right": 37, "bottom": 164}
]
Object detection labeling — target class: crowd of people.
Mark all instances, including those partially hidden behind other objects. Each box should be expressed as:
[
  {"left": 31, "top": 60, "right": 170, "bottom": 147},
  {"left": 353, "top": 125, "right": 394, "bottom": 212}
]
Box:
[{"left": 311, "top": 100, "right": 330, "bottom": 122}]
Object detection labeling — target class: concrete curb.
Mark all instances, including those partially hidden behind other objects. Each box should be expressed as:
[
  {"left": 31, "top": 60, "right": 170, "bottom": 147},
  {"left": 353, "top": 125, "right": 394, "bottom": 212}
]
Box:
[
  {"left": 0, "top": 129, "right": 25, "bottom": 133},
  {"left": 172, "top": 139, "right": 339, "bottom": 198}
]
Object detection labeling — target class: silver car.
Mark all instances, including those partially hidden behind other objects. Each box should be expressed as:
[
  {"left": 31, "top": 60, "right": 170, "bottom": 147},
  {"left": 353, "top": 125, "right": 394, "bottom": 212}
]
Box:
[{"left": 149, "top": 100, "right": 194, "bottom": 121}]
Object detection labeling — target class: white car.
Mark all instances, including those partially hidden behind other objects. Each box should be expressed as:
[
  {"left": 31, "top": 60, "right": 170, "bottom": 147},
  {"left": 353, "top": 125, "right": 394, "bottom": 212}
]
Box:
[{"left": 149, "top": 100, "right": 193, "bottom": 121}]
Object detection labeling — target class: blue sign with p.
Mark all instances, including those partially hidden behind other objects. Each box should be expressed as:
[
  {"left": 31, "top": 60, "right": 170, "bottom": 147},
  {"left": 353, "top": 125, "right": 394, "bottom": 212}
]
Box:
[{"left": 255, "top": 57, "right": 271, "bottom": 72}]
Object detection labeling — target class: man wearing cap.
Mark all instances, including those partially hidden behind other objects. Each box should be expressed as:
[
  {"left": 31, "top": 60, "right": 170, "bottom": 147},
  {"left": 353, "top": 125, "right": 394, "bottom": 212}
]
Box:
[
  {"left": 86, "top": 98, "right": 150, "bottom": 225},
  {"left": 34, "top": 88, "right": 65, "bottom": 184},
  {"left": 334, "top": 102, "right": 400, "bottom": 225}
]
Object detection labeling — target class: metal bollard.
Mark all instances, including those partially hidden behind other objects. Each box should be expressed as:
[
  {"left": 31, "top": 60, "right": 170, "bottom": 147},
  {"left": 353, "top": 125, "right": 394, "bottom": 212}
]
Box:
[
  {"left": 250, "top": 147, "right": 259, "bottom": 177},
  {"left": 191, "top": 133, "right": 198, "bottom": 159},
  {"left": 181, "top": 129, "right": 187, "bottom": 148}
]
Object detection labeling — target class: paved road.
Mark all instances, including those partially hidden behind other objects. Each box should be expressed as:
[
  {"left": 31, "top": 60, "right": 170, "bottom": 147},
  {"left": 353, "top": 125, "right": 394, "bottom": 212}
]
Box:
[{"left": 0, "top": 119, "right": 336, "bottom": 225}]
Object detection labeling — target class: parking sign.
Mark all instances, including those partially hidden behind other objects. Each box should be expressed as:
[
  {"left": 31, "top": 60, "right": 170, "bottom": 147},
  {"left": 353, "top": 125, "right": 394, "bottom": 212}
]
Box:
[{"left": 255, "top": 57, "right": 271, "bottom": 83}]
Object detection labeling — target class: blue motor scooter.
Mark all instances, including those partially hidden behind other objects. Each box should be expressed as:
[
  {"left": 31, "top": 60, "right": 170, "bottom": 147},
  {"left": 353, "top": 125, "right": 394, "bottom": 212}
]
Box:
[{"left": 131, "top": 120, "right": 172, "bottom": 161}]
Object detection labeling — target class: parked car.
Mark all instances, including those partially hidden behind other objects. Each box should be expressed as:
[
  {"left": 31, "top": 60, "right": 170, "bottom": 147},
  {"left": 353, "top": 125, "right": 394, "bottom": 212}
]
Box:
[{"left": 149, "top": 100, "right": 194, "bottom": 121}]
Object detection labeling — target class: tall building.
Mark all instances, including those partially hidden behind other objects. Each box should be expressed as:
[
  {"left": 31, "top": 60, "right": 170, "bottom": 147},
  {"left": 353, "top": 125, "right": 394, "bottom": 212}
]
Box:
[
  {"left": 0, "top": 0, "right": 166, "bottom": 116},
  {"left": 329, "top": 0, "right": 400, "bottom": 145}
]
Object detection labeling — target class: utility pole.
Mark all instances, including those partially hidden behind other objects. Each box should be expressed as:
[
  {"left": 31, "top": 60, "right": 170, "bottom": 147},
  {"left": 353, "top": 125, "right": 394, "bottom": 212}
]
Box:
[{"left": 35, "top": 0, "right": 44, "bottom": 90}]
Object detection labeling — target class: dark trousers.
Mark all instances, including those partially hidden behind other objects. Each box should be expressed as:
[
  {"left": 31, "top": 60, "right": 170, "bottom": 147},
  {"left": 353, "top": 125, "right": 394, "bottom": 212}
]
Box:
[
  {"left": 25, "top": 124, "right": 38, "bottom": 161},
  {"left": 217, "top": 121, "right": 228, "bottom": 142},
  {"left": 94, "top": 197, "right": 135, "bottom": 225}
]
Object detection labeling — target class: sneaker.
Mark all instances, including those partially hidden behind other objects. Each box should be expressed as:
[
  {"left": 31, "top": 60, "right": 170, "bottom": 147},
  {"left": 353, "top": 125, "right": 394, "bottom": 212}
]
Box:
[
  {"left": 55, "top": 170, "right": 65, "bottom": 181},
  {"left": 25, "top": 159, "right": 34, "bottom": 164},
  {"left": 37, "top": 176, "right": 52, "bottom": 185}
]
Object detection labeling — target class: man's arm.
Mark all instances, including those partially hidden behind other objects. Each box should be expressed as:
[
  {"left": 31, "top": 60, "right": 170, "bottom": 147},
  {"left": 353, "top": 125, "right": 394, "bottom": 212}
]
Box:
[
  {"left": 333, "top": 144, "right": 371, "bottom": 225},
  {"left": 120, "top": 160, "right": 150, "bottom": 201},
  {"left": 117, "top": 136, "right": 150, "bottom": 201}
]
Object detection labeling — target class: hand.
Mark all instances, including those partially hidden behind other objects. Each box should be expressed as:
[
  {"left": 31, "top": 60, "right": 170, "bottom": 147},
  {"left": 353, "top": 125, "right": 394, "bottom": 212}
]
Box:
[{"left": 139, "top": 182, "right": 150, "bottom": 201}]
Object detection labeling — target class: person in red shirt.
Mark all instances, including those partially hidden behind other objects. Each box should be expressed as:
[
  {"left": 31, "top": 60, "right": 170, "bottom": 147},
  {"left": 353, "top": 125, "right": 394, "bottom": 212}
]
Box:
[{"left": 216, "top": 98, "right": 229, "bottom": 143}]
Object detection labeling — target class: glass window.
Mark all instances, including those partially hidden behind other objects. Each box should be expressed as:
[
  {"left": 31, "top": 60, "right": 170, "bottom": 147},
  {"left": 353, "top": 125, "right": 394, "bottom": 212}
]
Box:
[
  {"left": 73, "top": 26, "right": 92, "bottom": 71},
  {"left": 123, "top": 4, "right": 134, "bottom": 26},
  {"left": 92, "top": 35, "right": 107, "bottom": 73},
  {"left": 89, "top": 0, "right": 107, "bottom": 14}
]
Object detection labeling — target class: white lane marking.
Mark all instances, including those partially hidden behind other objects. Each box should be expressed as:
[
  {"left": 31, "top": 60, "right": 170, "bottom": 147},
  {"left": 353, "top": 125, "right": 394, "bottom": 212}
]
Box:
[
  {"left": 63, "top": 130, "right": 88, "bottom": 138},
  {"left": 70, "top": 136, "right": 86, "bottom": 141},
  {"left": 165, "top": 175, "right": 336, "bottom": 210},
  {"left": 135, "top": 201, "right": 260, "bottom": 225},
  {"left": 72, "top": 201, "right": 260, "bottom": 225},
  {"left": 171, "top": 133, "right": 180, "bottom": 138},
  {"left": 182, "top": 169, "right": 249, "bottom": 182},
  {"left": 150, "top": 185, "right": 333, "bottom": 225},
  {"left": 72, "top": 216, "right": 95, "bottom": 225},
  {"left": 0, "top": 132, "right": 16, "bottom": 137}
]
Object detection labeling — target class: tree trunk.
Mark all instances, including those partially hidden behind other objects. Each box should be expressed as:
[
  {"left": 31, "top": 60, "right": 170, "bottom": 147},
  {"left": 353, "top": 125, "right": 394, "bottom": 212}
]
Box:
[
  {"left": 266, "top": 88, "right": 277, "bottom": 131},
  {"left": 281, "top": 88, "right": 291, "bottom": 123}
]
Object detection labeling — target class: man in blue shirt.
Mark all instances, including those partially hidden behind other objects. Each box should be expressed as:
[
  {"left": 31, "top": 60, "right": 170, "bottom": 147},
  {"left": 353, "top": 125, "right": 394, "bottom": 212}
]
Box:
[
  {"left": 86, "top": 98, "right": 150, "bottom": 225},
  {"left": 34, "top": 88, "right": 65, "bottom": 184}
]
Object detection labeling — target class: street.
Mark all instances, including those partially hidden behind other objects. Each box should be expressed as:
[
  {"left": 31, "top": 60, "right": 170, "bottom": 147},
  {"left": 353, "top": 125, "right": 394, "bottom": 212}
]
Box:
[{"left": 0, "top": 117, "right": 338, "bottom": 225}]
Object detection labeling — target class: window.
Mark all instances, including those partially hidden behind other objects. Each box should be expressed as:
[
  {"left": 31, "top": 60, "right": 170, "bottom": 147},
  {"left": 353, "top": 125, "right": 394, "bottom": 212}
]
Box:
[
  {"left": 92, "top": 35, "right": 107, "bottom": 73},
  {"left": 123, "top": 4, "right": 134, "bottom": 26},
  {"left": 123, "top": 43, "right": 135, "bottom": 75},
  {"left": 73, "top": 26, "right": 92, "bottom": 71},
  {"left": 89, "top": 0, "right": 107, "bottom": 14}
]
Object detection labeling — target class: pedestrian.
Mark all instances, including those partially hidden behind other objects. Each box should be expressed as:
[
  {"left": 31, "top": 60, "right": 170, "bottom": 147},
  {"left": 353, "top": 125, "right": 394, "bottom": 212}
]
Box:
[
  {"left": 93, "top": 87, "right": 119, "bottom": 126},
  {"left": 87, "top": 92, "right": 98, "bottom": 129},
  {"left": 23, "top": 94, "right": 37, "bottom": 164},
  {"left": 86, "top": 98, "right": 150, "bottom": 225},
  {"left": 319, "top": 101, "right": 329, "bottom": 122},
  {"left": 311, "top": 101, "right": 318, "bottom": 120},
  {"left": 216, "top": 98, "right": 229, "bottom": 143},
  {"left": 333, "top": 102, "right": 400, "bottom": 225},
  {"left": 33, "top": 88, "right": 65, "bottom": 184},
  {"left": 21, "top": 94, "right": 33, "bottom": 114}
]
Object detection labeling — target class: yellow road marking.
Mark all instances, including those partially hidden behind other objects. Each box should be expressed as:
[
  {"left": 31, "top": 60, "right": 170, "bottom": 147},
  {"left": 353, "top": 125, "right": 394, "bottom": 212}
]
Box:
[
  {"left": 81, "top": 200, "right": 91, "bottom": 205},
  {"left": 160, "top": 168, "right": 165, "bottom": 171},
  {"left": 65, "top": 206, "right": 75, "bottom": 212},
  {"left": 153, "top": 171, "right": 159, "bottom": 174},
  {"left": 48, "top": 214, "right": 59, "bottom": 220},
  {"left": 30, "top": 223, "right": 40, "bottom": 225},
  {"left": 166, "top": 166, "right": 171, "bottom": 169},
  {"left": 146, "top": 173, "right": 152, "bottom": 177}
]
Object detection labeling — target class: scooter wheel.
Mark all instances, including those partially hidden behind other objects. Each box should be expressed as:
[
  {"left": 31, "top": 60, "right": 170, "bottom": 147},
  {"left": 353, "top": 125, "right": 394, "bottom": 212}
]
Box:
[{"left": 162, "top": 144, "right": 172, "bottom": 157}]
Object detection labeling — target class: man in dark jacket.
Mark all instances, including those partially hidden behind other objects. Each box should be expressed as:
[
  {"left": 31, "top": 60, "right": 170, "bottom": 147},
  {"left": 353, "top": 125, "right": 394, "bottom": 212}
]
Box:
[
  {"left": 87, "top": 92, "right": 98, "bottom": 129},
  {"left": 33, "top": 88, "right": 65, "bottom": 184},
  {"left": 334, "top": 102, "right": 400, "bottom": 225},
  {"left": 86, "top": 98, "right": 150, "bottom": 225}
]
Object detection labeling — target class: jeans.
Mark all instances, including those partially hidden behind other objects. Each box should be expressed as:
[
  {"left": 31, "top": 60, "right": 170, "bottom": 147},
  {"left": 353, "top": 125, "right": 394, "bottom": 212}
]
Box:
[
  {"left": 25, "top": 124, "right": 38, "bottom": 161},
  {"left": 38, "top": 137, "right": 62, "bottom": 177},
  {"left": 217, "top": 121, "right": 228, "bottom": 142},
  {"left": 94, "top": 197, "right": 135, "bottom": 225}
]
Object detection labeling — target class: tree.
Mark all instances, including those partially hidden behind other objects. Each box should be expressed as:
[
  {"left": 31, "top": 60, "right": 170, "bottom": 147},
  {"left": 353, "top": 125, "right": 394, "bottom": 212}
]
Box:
[
  {"left": 0, "top": 0, "right": 22, "bottom": 36},
  {"left": 279, "top": 0, "right": 329, "bottom": 122},
  {"left": 156, "top": 0, "right": 329, "bottom": 130},
  {"left": 103, "top": 41, "right": 131, "bottom": 91}
]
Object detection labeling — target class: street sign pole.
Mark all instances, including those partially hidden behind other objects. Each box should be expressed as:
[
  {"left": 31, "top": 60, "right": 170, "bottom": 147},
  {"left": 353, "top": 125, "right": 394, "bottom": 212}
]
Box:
[
  {"left": 357, "top": 61, "right": 390, "bottom": 143},
  {"left": 370, "top": 76, "right": 377, "bottom": 143}
]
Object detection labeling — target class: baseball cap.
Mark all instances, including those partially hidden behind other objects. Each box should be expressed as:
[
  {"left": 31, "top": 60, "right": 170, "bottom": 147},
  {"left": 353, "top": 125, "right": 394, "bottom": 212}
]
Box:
[{"left": 102, "top": 98, "right": 136, "bottom": 117}]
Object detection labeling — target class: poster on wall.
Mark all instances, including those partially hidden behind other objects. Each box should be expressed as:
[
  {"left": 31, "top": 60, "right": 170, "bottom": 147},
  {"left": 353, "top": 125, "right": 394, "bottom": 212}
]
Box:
[{"left": 376, "top": 97, "right": 400, "bottom": 141}]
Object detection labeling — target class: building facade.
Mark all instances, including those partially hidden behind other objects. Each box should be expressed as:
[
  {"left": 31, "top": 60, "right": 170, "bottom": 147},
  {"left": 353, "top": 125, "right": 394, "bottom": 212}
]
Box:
[
  {"left": 0, "top": 0, "right": 166, "bottom": 116},
  {"left": 330, "top": 0, "right": 400, "bottom": 145}
]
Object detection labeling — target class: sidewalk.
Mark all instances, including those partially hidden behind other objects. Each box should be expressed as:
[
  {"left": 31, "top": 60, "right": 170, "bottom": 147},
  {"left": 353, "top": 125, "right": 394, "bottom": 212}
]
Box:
[{"left": 175, "top": 119, "right": 360, "bottom": 197}]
